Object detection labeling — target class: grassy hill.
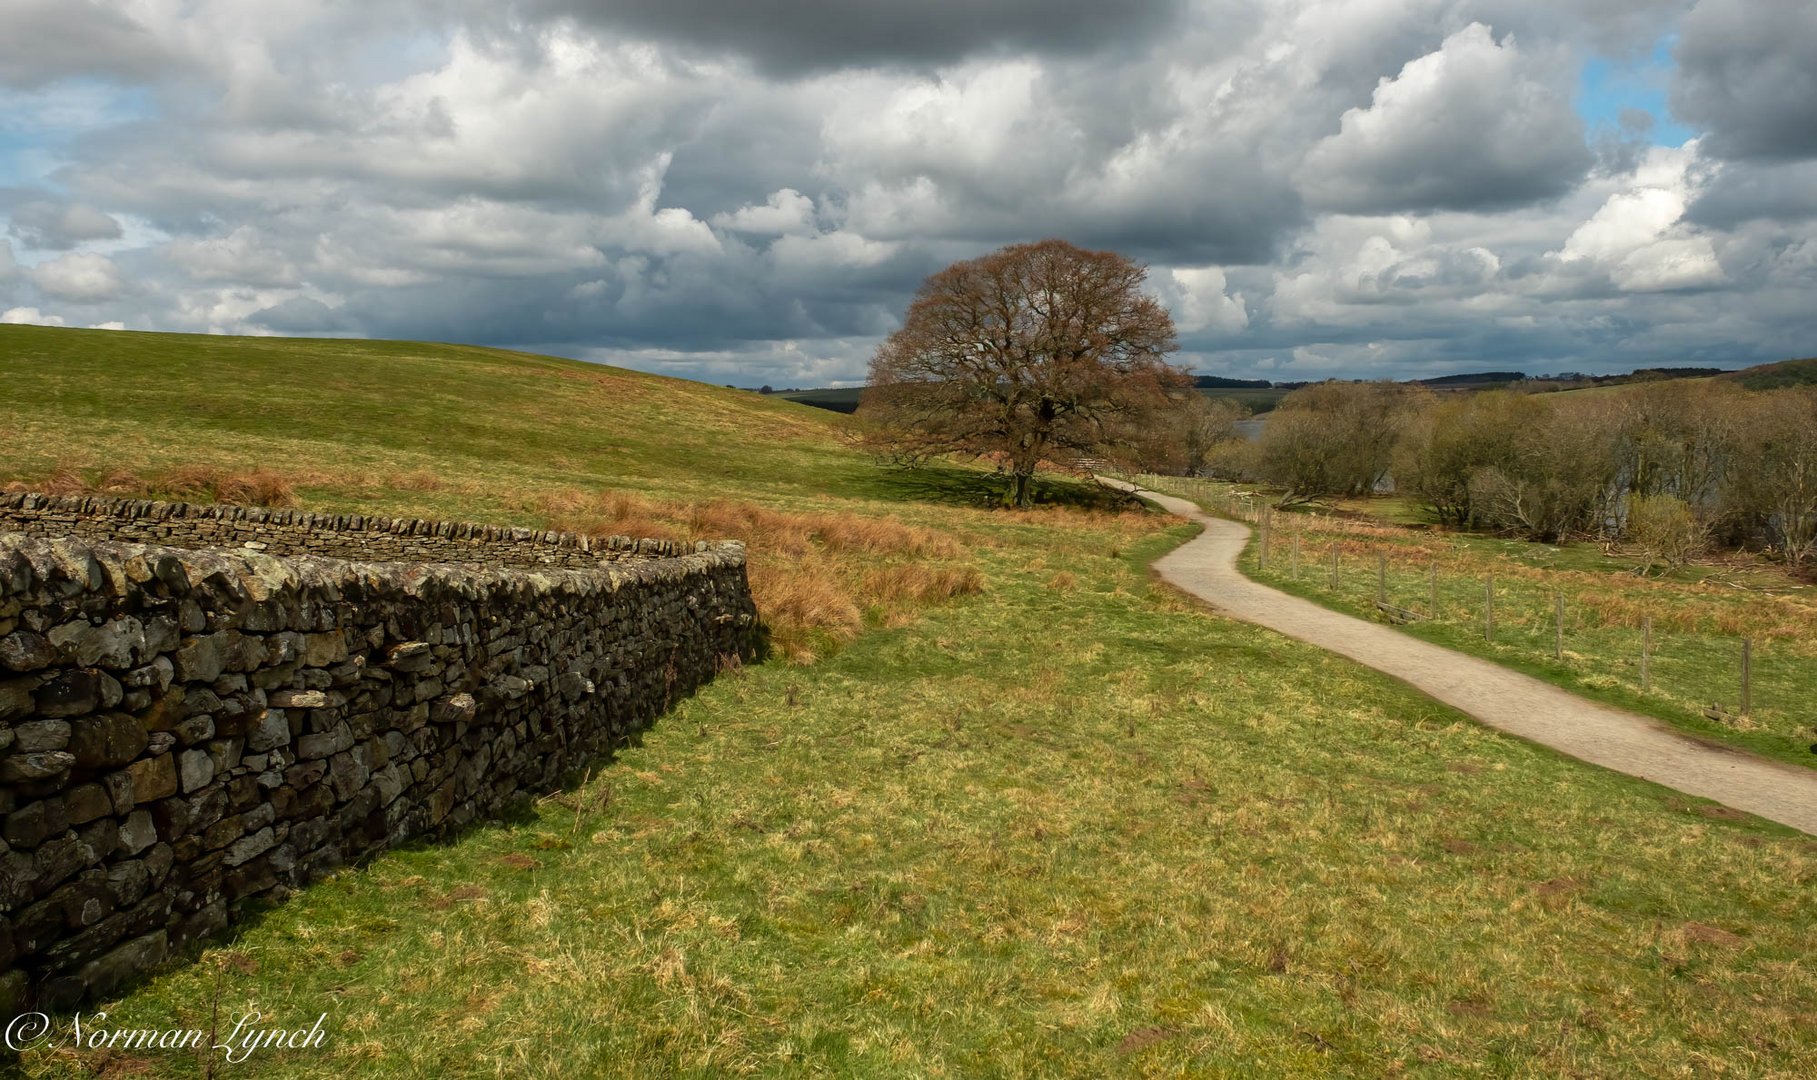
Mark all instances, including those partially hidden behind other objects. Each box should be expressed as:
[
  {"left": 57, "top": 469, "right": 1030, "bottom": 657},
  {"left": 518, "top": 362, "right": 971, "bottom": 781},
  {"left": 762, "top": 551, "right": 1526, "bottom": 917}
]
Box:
[
  {"left": 0, "top": 324, "right": 869, "bottom": 512},
  {"left": 6, "top": 326, "right": 1817, "bottom": 1077},
  {"left": 1725, "top": 356, "right": 1817, "bottom": 390}
]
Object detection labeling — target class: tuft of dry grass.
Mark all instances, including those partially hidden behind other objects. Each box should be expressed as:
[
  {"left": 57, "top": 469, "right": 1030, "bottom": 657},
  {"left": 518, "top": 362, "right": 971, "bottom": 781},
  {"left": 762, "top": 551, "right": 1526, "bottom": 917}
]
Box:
[
  {"left": 3, "top": 461, "right": 470, "bottom": 509},
  {"left": 5, "top": 463, "right": 302, "bottom": 507},
  {"left": 862, "top": 564, "right": 987, "bottom": 605},
  {"left": 537, "top": 487, "right": 982, "bottom": 664},
  {"left": 156, "top": 464, "right": 301, "bottom": 507}
]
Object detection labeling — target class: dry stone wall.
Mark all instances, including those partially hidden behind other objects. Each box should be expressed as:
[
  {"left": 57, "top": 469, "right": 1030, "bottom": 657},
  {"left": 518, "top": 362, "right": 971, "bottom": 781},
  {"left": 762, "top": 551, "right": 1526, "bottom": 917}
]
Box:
[
  {"left": 0, "top": 492, "right": 687, "bottom": 568},
  {"left": 0, "top": 495, "right": 758, "bottom": 1011}
]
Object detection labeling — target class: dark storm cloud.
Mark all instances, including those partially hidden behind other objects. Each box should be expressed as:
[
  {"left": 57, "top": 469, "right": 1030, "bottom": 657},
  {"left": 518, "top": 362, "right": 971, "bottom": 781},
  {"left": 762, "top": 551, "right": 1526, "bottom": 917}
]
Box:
[
  {"left": 525, "top": 0, "right": 1190, "bottom": 74},
  {"left": 1298, "top": 24, "right": 1592, "bottom": 214},
  {"left": 1671, "top": 0, "right": 1817, "bottom": 162},
  {"left": 1688, "top": 159, "right": 1817, "bottom": 227}
]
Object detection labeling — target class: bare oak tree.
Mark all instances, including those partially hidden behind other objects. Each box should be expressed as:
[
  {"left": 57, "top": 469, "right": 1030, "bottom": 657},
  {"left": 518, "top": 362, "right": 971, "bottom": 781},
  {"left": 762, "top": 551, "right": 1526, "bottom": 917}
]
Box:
[{"left": 859, "top": 239, "right": 1184, "bottom": 507}]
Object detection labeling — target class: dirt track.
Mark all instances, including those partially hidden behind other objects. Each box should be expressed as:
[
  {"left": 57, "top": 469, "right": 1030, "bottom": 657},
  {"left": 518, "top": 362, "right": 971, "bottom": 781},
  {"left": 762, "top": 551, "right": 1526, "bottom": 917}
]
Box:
[{"left": 1124, "top": 482, "right": 1817, "bottom": 836}]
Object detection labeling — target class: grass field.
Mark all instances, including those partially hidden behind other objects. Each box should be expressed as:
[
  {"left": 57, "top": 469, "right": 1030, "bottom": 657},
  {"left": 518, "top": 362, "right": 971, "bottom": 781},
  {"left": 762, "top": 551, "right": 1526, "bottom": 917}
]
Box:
[
  {"left": 1137, "top": 475, "right": 1817, "bottom": 770},
  {"left": 6, "top": 327, "right": 1817, "bottom": 1076}
]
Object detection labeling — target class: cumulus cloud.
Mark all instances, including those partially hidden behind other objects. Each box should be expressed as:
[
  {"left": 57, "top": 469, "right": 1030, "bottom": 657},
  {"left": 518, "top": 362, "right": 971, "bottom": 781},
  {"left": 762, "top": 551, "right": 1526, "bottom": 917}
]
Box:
[
  {"left": 2, "top": 306, "right": 66, "bottom": 326},
  {"left": 1556, "top": 146, "right": 1724, "bottom": 292},
  {"left": 162, "top": 227, "right": 300, "bottom": 286},
  {"left": 1162, "top": 267, "right": 1249, "bottom": 334},
  {"left": 247, "top": 295, "right": 349, "bottom": 334},
  {"left": 6, "top": 198, "right": 124, "bottom": 250},
  {"left": 1298, "top": 23, "right": 1590, "bottom": 213},
  {"left": 0, "top": 0, "right": 173, "bottom": 88},
  {"left": 0, "top": 0, "right": 1807, "bottom": 383},
  {"left": 30, "top": 252, "right": 126, "bottom": 303},
  {"left": 1672, "top": 0, "right": 1817, "bottom": 162},
  {"left": 712, "top": 189, "right": 820, "bottom": 236}
]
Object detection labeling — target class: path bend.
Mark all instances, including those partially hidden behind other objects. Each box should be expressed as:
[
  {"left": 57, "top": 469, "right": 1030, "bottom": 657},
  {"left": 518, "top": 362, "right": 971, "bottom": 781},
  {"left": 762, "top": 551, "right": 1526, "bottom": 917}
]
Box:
[{"left": 1119, "top": 481, "right": 1817, "bottom": 836}]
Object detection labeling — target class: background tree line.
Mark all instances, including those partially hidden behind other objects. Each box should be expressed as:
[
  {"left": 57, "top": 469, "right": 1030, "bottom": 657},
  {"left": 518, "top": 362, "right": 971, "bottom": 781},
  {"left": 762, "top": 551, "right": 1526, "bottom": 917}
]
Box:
[
  {"left": 855, "top": 238, "right": 1812, "bottom": 572},
  {"left": 1172, "top": 379, "right": 1817, "bottom": 573}
]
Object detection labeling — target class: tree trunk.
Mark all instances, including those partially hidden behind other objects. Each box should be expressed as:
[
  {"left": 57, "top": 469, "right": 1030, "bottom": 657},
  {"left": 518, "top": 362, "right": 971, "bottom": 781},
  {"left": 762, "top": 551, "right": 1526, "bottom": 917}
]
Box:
[{"left": 1013, "top": 469, "right": 1034, "bottom": 508}]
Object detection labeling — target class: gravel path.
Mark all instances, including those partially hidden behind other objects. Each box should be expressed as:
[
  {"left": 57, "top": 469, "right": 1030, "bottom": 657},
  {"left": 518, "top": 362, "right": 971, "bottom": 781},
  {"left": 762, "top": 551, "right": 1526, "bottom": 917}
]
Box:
[{"left": 1122, "top": 482, "right": 1817, "bottom": 835}]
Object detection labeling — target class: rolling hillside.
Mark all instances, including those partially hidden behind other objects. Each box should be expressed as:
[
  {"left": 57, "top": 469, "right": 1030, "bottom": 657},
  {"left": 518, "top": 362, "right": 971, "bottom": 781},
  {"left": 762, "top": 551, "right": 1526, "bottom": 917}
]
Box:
[
  {"left": 1726, "top": 356, "right": 1817, "bottom": 390},
  {"left": 5, "top": 326, "right": 1816, "bottom": 1077},
  {"left": 0, "top": 324, "right": 863, "bottom": 515}
]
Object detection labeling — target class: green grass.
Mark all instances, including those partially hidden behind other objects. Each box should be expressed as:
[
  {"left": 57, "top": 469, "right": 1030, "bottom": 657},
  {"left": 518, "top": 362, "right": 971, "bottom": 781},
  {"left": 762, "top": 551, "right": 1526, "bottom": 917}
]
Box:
[
  {"left": 1140, "top": 475, "right": 1817, "bottom": 770},
  {"left": 7, "top": 329, "right": 1817, "bottom": 1076},
  {"left": 20, "top": 519, "right": 1817, "bottom": 1078},
  {"left": 0, "top": 324, "right": 886, "bottom": 515}
]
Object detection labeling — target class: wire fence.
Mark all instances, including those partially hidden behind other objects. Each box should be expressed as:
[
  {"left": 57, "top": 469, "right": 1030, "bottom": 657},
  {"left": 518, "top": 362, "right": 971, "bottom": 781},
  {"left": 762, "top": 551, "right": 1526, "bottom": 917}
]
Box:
[{"left": 1127, "top": 473, "right": 1816, "bottom": 757}]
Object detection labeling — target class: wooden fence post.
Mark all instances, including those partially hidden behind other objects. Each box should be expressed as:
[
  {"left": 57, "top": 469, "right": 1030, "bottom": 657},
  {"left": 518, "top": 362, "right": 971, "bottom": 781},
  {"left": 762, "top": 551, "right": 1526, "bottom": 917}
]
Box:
[
  {"left": 1554, "top": 591, "right": 1565, "bottom": 661},
  {"left": 1428, "top": 563, "right": 1439, "bottom": 618},
  {"left": 1258, "top": 515, "right": 1270, "bottom": 571},
  {"left": 1291, "top": 529, "right": 1301, "bottom": 578},
  {"left": 1641, "top": 616, "right": 1652, "bottom": 692},
  {"left": 1484, "top": 576, "right": 1494, "bottom": 642},
  {"left": 1377, "top": 551, "right": 1387, "bottom": 604},
  {"left": 1741, "top": 639, "right": 1753, "bottom": 717},
  {"left": 1330, "top": 545, "right": 1339, "bottom": 589}
]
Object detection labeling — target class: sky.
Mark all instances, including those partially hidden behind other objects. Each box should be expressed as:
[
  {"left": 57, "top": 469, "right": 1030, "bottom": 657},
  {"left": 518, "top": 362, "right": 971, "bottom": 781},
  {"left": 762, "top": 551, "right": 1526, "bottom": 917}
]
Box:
[{"left": 0, "top": 0, "right": 1812, "bottom": 387}]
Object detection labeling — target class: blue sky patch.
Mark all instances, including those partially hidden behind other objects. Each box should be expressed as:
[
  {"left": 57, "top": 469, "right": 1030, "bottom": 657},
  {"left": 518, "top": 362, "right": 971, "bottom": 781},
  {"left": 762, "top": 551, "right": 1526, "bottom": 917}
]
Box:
[
  {"left": 1577, "top": 38, "right": 1695, "bottom": 146},
  {"left": 0, "top": 80, "right": 154, "bottom": 189}
]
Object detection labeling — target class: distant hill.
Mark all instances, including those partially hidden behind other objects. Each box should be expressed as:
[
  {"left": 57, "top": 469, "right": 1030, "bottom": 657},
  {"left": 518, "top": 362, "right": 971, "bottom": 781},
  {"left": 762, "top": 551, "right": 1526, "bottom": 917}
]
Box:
[
  {"left": 774, "top": 358, "right": 1801, "bottom": 419},
  {"left": 1723, "top": 357, "right": 1817, "bottom": 390},
  {"left": 1192, "top": 375, "right": 1272, "bottom": 389},
  {"left": 1418, "top": 371, "right": 1526, "bottom": 387},
  {"left": 779, "top": 387, "right": 864, "bottom": 414},
  {"left": 781, "top": 381, "right": 1292, "bottom": 416}
]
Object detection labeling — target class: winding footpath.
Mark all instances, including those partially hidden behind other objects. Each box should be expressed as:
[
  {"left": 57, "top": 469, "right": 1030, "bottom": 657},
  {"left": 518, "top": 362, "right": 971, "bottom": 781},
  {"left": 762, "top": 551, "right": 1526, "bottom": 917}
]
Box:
[{"left": 1119, "top": 481, "right": 1817, "bottom": 836}]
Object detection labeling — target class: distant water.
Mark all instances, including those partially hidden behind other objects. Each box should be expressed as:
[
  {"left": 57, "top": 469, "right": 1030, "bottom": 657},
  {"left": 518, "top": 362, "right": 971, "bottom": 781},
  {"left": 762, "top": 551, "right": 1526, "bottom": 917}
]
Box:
[{"left": 1235, "top": 417, "right": 1267, "bottom": 442}]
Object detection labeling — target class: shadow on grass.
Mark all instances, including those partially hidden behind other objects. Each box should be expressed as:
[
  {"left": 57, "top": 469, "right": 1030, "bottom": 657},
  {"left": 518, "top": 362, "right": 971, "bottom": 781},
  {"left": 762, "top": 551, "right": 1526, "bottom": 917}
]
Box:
[
  {"left": 17, "top": 631, "right": 773, "bottom": 1026},
  {"left": 865, "top": 461, "right": 1142, "bottom": 513}
]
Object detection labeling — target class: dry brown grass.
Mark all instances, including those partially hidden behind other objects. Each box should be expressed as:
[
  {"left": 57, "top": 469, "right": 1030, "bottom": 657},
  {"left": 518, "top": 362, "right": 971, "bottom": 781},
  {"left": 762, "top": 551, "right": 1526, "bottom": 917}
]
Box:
[
  {"left": 155, "top": 465, "right": 302, "bottom": 507},
  {"left": 5, "top": 463, "right": 302, "bottom": 507},
  {"left": 2, "top": 461, "right": 470, "bottom": 508},
  {"left": 536, "top": 487, "right": 982, "bottom": 663}
]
